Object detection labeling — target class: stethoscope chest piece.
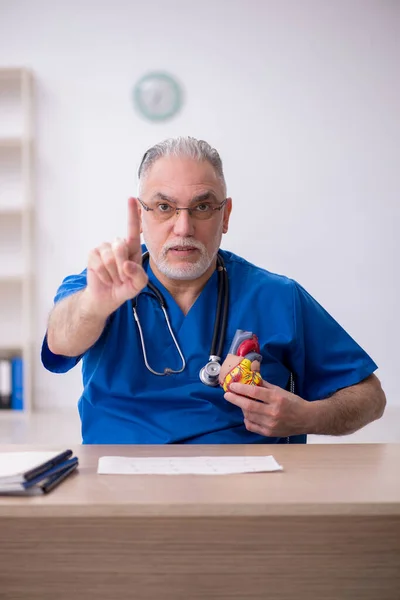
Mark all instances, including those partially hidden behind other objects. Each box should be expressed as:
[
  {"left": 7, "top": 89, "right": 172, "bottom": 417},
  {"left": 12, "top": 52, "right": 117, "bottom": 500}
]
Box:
[{"left": 199, "top": 356, "right": 221, "bottom": 387}]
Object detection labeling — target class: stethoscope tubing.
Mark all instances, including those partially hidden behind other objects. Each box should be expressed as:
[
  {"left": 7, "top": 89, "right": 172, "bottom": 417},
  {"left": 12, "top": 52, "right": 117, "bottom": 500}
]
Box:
[{"left": 132, "top": 251, "right": 228, "bottom": 382}]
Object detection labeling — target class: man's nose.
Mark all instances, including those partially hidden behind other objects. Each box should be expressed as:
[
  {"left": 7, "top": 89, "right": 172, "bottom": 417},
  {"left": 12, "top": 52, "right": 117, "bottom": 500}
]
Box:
[{"left": 172, "top": 209, "right": 195, "bottom": 237}]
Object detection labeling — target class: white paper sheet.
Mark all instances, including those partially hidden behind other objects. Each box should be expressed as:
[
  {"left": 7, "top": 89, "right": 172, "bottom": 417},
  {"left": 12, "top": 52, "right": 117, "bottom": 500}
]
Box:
[
  {"left": 0, "top": 451, "right": 63, "bottom": 479},
  {"left": 97, "top": 455, "right": 283, "bottom": 475}
]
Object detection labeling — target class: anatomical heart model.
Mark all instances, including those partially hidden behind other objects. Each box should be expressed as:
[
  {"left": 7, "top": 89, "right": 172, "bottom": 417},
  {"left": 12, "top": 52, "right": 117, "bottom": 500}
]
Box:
[{"left": 220, "top": 330, "right": 263, "bottom": 392}]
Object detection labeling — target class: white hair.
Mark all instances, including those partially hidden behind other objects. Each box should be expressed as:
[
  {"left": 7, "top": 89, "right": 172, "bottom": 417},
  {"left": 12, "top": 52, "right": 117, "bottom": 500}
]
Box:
[{"left": 137, "top": 136, "right": 227, "bottom": 195}]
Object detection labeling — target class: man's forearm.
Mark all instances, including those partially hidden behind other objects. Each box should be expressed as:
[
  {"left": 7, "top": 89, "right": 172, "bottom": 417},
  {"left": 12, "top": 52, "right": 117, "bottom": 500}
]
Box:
[
  {"left": 46, "top": 289, "right": 108, "bottom": 357},
  {"left": 307, "top": 374, "right": 386, "bottom": 436}
]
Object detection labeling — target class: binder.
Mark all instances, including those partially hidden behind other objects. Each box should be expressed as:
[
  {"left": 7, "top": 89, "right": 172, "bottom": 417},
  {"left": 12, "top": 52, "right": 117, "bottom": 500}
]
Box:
[
  {"left": 0, "top": 359, "right": 12, "bottom": 409},
  {"left": 11, "top": 356, "right": 24, "bottom": 410},
  {"left": 0, "top": 449, "right": 79, "bottom": 494},
  {"left": 0, "top": 457, "right": 78, "bottom": 493}
]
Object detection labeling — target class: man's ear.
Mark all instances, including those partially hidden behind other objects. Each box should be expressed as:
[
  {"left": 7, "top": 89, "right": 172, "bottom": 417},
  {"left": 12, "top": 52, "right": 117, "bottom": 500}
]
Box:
[{"left": 223, "top": 197, "right": 232, "bottom": 234}]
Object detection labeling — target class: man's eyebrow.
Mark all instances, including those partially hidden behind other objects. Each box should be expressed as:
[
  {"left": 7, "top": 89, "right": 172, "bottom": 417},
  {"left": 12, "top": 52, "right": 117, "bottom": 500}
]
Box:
[
  {"left": 191, "top": 191, "right": 219, "bottom": 203},
  {"left": 150, "top": 191, "right": 219, "bottom": 204},
  {"left": 151, "top": 192, "right": 177, "bottom": 203}
]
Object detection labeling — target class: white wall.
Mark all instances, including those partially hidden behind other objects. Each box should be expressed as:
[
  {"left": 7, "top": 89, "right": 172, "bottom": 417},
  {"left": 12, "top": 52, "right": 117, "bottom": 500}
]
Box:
[{"left": 0, "top": 0, "right": 399, "bottom": 411}]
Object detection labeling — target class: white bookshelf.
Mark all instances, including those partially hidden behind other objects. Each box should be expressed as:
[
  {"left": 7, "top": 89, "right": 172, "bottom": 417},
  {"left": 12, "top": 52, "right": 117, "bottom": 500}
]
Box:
[{"left": 0, "top": 68, "right": 34, "bottom": 413}]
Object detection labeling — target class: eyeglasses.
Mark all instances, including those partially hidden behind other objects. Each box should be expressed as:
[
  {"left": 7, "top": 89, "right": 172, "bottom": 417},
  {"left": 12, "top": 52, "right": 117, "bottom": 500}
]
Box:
[{"left": 138, "top": 197, "right": 228, "bottom": 222}]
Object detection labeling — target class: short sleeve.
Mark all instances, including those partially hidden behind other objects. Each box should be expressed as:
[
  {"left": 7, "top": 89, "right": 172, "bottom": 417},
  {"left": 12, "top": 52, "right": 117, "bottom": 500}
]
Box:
[
  {"left": 289, "top": 282, "right": 378, "bottom": 401},
  {"left": 41, "top": 270, "right": 88, "bottom": 374}
]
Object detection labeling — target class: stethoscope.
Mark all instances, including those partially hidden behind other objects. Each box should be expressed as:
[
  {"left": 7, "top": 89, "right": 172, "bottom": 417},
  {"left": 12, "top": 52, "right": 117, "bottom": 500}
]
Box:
[{"left": 132, "top": 251, "right": 229, "bottom": 387}]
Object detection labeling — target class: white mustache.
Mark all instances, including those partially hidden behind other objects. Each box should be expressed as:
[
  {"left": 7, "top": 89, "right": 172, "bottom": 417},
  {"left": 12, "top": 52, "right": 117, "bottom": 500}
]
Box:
[{"left": 162, "top": 239, "right": 206, "bottom": 254}]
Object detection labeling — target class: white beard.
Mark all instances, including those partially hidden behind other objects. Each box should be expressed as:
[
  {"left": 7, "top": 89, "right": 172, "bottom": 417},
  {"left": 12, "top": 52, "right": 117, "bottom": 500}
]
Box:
[{"left": 144, "top": 237, "right": 214, "bottom": 281}]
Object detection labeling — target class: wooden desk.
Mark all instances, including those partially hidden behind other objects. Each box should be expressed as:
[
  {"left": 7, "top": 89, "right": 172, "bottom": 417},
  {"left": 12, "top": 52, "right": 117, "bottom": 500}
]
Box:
[{"left": 1, "top": 444, "right": 399, "bottom": 599}]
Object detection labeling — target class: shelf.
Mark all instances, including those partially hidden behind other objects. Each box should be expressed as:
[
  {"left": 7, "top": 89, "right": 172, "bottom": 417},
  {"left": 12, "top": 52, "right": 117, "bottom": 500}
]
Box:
[
  {"left": 0, "top": 271, "right": 24, "bottom": 284},
  {"left": 0, "top": 342, "right": 23, "bottom": 352},
  {"left": 0, "top": 137, "right": 23, "bottom": 149},
  {"left": 0, "top": 282, "right": 23, "bottom": 345},
  {"left": 0, "top": 349, "right": 23, "bottom": 362},
  {"left": 0, "top": 206, "right": 25, "bottom": 216},
  {"left": 0, "top": 67, "right": 33, "bottom": 413},
  {"left": 0, "top": 76, "right": 24, "bottom": 139},
  {"left": 0, "top": 210, "right": 24, "bottom": 277},
  {"left": 0, "top": 140, "right": 23, "bottom": 209},
  {"left": 0, "top": 68, "right": 30, "bottom": 80},
  {"left": 0, "top": 409, "right": 27, "bottom": 417},
  {"left": 0, "top": 274, "right": 24, "bottom": 283}
]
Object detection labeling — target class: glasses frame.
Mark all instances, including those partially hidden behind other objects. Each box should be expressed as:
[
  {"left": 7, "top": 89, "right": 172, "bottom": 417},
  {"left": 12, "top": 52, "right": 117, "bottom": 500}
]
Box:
[{"left": 137, "top": 197, "right": 228, "bottom": 220}]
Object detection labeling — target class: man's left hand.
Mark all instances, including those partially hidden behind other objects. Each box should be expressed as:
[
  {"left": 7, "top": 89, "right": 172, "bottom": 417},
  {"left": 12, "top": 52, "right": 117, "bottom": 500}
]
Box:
[{"left": 224, "top": 380, "right": 312, "bottom": 438}]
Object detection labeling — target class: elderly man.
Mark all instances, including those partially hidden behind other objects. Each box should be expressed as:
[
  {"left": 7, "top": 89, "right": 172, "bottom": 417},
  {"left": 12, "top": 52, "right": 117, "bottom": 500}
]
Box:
[{"left": 42, "top": 137, "right": 385, "bottom": 444}]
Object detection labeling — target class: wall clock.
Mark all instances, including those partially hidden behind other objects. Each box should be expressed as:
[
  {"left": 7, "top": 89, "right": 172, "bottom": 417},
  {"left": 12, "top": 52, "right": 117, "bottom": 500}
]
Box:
[{"left": 133, "top": 72, "right": 183, "bottom": 122}]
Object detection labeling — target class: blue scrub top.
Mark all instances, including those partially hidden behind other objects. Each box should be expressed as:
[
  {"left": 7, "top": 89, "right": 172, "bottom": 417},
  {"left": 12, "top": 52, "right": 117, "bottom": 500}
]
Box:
[{"left": 42, "top": 249, "right": 377, "bottom": 444}]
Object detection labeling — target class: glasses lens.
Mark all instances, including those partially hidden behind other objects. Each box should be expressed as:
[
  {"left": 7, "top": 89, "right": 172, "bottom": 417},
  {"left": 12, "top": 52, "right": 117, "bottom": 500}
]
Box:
[
  {"left": 151, "top": 203, "right": 176, "bottom": 221},
  {"left": 192, "top": 204, "right": 215, "bottom": 220}
]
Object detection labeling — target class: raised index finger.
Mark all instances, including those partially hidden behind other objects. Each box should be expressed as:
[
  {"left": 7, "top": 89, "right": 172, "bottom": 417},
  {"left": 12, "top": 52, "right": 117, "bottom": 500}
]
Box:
[{"left": 126, "top": 197, "right": 142, "bottom": 263}]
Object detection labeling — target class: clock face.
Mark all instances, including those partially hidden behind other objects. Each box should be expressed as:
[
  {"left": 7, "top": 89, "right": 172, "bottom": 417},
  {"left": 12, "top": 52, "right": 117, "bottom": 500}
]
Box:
[{"left": 133, "top": 72, "right": 183, "bottom": 122}]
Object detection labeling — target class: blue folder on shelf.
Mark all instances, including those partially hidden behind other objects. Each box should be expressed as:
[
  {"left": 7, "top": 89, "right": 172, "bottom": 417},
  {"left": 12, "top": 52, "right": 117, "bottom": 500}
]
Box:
[{"left": 11, "top": 356, "right": 24, "bottom": 410}]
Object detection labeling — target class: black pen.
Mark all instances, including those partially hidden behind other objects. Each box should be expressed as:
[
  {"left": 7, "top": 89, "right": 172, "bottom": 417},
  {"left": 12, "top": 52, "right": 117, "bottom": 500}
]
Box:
[
  {"left": 40, "top": 461, "right": 78, "bottom": 494},
  {"left": 20, "top": 456, "right": 78, "bottom": 490},
  {"left": 24, "top": 449, "right": 73, "bottom": 482}
]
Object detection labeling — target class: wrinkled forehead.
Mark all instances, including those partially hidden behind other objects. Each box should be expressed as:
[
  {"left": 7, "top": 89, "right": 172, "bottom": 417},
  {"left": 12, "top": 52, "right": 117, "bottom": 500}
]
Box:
[{"left": 139, "top": 156, "right": 225, "bottom": 199}]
